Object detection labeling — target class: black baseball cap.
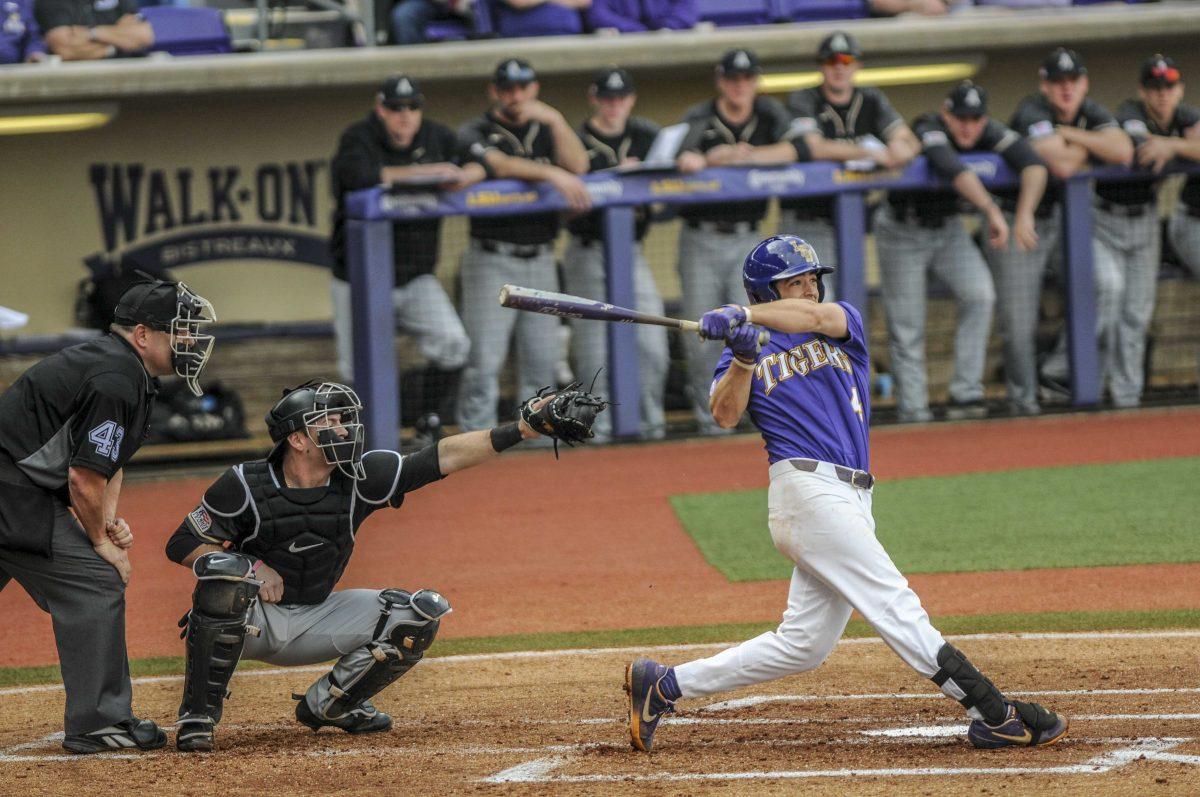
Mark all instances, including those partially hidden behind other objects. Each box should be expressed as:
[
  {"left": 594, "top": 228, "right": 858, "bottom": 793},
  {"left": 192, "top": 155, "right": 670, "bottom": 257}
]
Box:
[
  {"left": 493, "top": 58, "right": 537, "bottom": 87},
  {"left": 817, "top": 31, "right": 861, "bottom": 62},
  {"left": 1140, "top": 54, "right": 1181, "bottom": 88},
  {"left": 1040, "top": 47, "right": 1087, "bottom": 81},
  {"left": 591, "top": 66, "right": 635, "bottom": 98},
  {"left": 113, "top": 277, "right": 182, "bottom": 330},
  {"left": 377, "top": 74, "right": 423, "bottom": 108},
  {"left": 944, "top": 81, "right": 989, "bottom": 118},
  {"left": 717, "top": 48, "right": 761, "bottom": 77}
]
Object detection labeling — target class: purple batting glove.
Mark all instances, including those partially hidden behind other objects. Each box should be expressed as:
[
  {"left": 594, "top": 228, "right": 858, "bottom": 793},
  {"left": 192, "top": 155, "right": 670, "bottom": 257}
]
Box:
[
  {"left": 726, "top": 324, "right": 764, "bottom": 363},
  {"left": 699, "top": 304, "right": 748, "bottom": 340}
]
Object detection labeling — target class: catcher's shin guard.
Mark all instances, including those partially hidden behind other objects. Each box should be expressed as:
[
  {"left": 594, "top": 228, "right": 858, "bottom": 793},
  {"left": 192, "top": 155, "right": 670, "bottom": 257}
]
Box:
[
  {"left": 931, "top": 643, "right": 1008, "bottom": 725},
  {"left": 177, "top": 552, "right": 260, "bottom": 751},
  {"left": 323, "top": 589, "right": 451, "bottom": 720}
]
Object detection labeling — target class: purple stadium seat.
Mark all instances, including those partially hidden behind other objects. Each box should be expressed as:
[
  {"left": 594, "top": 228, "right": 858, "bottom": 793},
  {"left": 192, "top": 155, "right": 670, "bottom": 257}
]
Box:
[
  {"left": 770, "top": 0, "right": 867, "bottom": 22},
  {"left": 141, "top": 6, "right": 231, "bottom": 55},
  {"left": 696, "top": 0, "right": 771, "bottom": 26},
  {"left": 485, "top": 0, "right": 585, "bottom": 37},
  {"left": 424, "top": 18, "right": 471, "bottom": 41}
]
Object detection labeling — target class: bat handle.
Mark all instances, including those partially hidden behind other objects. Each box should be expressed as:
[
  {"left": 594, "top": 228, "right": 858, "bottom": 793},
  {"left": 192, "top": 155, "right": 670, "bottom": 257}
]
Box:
[{"left": 684, "top": 320, "right": 771, "bottom": 348}]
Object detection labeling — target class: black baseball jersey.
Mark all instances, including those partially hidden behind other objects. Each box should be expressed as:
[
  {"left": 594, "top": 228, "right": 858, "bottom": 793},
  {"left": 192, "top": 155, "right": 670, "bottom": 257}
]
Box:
[
  {"left": 784, "top": 86, "right": 906, "bottom": 217},
  {"left": 1001, "top": 93, "right": 1120, "bottom": 212},
  {"left": 1113, "top": 99, "right": 1200, "bottom": 208},
  {"left": 330, "top": 114, "right": 473, "bottom": 285},
  {"left": 0, "top": 333, "right": 156, "bottom": 503},
  {"left": 887, "top": 114, "right": 1043, "bottom": 221},
  {"left": 678, "top": 97, "right": 800, "bottom": 224},
  {"left": 165, "top": 446, "right": 443, "bottom": 604},
  {"left": 35, "top": 0, "right": 137, "bottom": 30},
  {"left": 567, "top": 116, "right": 660, "bottom": 242},
  {"left": 458, "top": 110, "right": 561, "bottom": 245}
]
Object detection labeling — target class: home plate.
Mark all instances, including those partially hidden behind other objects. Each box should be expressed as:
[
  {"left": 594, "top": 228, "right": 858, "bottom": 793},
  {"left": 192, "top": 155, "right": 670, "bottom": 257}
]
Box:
[{"left": 861, "top": 725, "right": 969, "bottom": 738}]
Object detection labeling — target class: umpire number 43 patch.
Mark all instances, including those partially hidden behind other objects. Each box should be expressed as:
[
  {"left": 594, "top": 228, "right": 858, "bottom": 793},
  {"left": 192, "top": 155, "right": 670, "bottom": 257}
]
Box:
[{"left": 88, "top": 420, "right": 126, "bottom": 462}]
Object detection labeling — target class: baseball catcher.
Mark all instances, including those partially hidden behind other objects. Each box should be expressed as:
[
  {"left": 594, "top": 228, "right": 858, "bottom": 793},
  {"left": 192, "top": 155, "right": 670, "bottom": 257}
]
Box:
[{"left": 165, "top": 379, "right": 605, "bottom": 751}]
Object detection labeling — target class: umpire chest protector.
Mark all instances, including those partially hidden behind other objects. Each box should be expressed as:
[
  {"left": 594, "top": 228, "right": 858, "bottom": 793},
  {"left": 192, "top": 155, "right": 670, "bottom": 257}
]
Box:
[{"left": 239, "top": 460, "right": 358, "bottom": 605}]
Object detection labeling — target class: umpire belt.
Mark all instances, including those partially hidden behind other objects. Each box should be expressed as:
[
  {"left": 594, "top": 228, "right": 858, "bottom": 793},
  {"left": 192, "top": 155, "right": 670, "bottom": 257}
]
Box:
[
  {"left": 475, "top": 239, "right": 551, "bottom": 259},
  {"left": 788, "top": 458, "right": 875, "bottom": 490},
  {"left": 685, "top": 220, "right": 756, "bottom": 235}
]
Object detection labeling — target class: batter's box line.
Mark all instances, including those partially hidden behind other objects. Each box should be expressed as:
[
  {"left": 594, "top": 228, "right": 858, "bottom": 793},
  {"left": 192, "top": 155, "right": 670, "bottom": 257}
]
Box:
[
  {"left": 481, "top": 738, "right": 1192, "bottom": 784},
  {"left": 701, "top": 686, "right": 1200, "bottom": 712}
]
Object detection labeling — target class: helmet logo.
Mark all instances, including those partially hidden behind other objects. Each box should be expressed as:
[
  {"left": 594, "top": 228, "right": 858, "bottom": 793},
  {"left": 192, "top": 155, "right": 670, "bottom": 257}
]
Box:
[
  {"left": 965, "top": 88, "right": 981, "bottom": 108},
  {"left": 832, "top": 34, "right": 847, "bottom": 52},
  {"left": 1058, "top": 52, "right": 1072, "bottom": 71},
  {"left": 397, "top": 77, "right": 413, "bottom": 94},
  {"left": 606, "top": 72, "right": 623, "bottom": 90},
  {"left": 788, "top": 238, "right": 818, "bottom": 265},
  {"left": 734, "top": 51, "right": 750, "bottom": 70}
]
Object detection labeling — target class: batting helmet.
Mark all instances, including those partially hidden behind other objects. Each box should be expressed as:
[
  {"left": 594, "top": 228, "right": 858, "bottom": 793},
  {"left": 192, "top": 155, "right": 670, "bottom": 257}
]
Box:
[
  {"left": 742, "top": 235, "right": 835, "bottom": 304},
  {"left": 266, "top": 380, "right": 366, "bottom": 480}
]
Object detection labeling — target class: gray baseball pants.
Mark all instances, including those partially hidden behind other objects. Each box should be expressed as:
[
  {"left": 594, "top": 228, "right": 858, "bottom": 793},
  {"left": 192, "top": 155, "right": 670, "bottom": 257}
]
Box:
[
  {"left": 457, "top": 241, "right": 563, "bottom": 431},
  {"left": 330, "top": 274, "right": 470, "bottom": 383},
  {"left": 1168, "top": 205, "right": 1200, "bottom": 277},
  {"left": 0, "top": 501, "right": 132, "bottom": 735},
  {"left": 874, "top": 207, "right": 995, "bottom": 421},
  {"left": 561, "top": 238, "right": 668, "bottom": 439}
]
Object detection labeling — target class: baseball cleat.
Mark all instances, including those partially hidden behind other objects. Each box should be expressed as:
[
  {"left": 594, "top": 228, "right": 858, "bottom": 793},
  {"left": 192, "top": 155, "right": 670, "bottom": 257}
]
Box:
[
  {"left": 175, "top": 714, "right": 215, "bottom": 752},
  {"left": 968, "top": 700, "right": 1069, "bottom": 749},
  {"left": 62, "top": 717, "right": 168, "bottom": 755},
  {"left": 295, "top": 697, "right": 393, "bottom": 734},
  {"left": 625, "top": 657, "right": 675, "bottom": 752}
]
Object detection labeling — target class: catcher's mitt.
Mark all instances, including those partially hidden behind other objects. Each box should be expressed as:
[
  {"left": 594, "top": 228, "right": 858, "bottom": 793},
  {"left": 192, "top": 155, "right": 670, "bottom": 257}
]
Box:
[{"left": 520, "top": 382, "right": 610, "bottom": 456}]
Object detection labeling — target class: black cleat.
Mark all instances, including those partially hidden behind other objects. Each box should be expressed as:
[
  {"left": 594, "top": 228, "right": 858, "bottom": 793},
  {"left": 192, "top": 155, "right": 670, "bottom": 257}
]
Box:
[
  {"left": 63, "top": 718, "right": 167, "bottom": 755},
  {"left": 295, "top": 697, "right": 393, "bottom": 735}
]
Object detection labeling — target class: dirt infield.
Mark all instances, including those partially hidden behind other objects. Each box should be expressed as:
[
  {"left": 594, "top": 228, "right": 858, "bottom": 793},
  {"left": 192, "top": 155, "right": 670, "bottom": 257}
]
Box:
[
  {"left": 2, "top": 631, "right": 1198, "bottom": 795},
  {"left": 1, "top": 408, "right": 1200, "bottom": 668}
]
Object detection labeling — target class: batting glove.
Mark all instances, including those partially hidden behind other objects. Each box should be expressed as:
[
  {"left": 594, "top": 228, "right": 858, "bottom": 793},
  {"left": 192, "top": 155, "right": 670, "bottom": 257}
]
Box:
[
  {"left": 727, "top": 324, "right": 765, "bottom": 364},
  {"left": 699, "top": 304, "right": 749, "bottom": 340}
]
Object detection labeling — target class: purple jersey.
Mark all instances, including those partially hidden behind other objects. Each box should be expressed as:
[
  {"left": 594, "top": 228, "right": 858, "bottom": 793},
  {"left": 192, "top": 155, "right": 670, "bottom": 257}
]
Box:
[{"left": 712, "top": 301, "right": 871, "bottom": 471}]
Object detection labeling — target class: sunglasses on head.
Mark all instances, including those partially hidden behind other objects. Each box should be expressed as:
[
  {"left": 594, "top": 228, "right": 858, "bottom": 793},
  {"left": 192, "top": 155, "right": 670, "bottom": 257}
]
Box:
[
  {"left": 823, "top": 54, "right": 856, "bottom": 66},
  {"left": 1148, "top": 65, "right": 1181, "bottom": 84}
]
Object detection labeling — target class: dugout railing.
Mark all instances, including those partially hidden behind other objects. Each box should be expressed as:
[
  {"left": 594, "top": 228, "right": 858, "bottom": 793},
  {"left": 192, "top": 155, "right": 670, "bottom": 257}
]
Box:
[{"left": 345, "top": 157, "right": 1199, "bottom": 451}]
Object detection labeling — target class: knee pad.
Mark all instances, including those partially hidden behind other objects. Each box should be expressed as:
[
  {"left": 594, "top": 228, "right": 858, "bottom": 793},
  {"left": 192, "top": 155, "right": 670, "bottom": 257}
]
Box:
[{"left": 932, "top": 643, "right": 1007, "bottom": 725}]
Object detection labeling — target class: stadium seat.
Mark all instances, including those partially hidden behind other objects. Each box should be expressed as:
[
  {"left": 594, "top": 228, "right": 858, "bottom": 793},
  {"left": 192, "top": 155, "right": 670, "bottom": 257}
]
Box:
[
  {"left": 142, "top": 6, "right": 232, "bottom": 55},
  {"left": 770, "top": 0, "right": 868, "bottom": 22},
  {"left": 696, "top": 0, "right": 772, "bottom": 26},
  {"left": 423, "top": 0, "right": 494, "bottom": 41},
  {"left": 482, "top": 0, "right": 585, "bottom": 37}
]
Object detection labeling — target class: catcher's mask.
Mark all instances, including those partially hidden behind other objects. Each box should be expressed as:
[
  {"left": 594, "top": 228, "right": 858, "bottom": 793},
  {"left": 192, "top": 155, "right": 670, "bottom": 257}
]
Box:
[
  {"left": 113, "top": 277, "right": 217, "bottom": 397},
  {"left": 266, "top": 380, "right": 366, "bottom": 480}
]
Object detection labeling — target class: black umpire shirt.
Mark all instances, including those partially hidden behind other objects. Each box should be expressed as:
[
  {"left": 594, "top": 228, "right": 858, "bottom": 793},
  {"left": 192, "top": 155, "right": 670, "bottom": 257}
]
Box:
[
  {"left": 567, "top": 116, "right": 660, "bottom": 243},
  {"left": 0, "top": 333, "right": 156, "bottom": 554},
  {"left": 330, "top": 113, "right": 471, "bottom": 286},
  {"left": 887, "top": 114, "right": 1043, "bottom": 222},
  {"left": 35, "top": 0, "right": 137, "bottom": 31},
  {"left": 678, "top": 97, "right": 800, "bottom": 225},
  {"left": 785, "top": 86, "right": 906, "bottom": 218},
  {"left": 1114, "top": 99, "right": 1200, "bottom": 209},
  {"left": 1003, "top": 93, "right": 1120, "bottom": 215},
  {"left": 458, "top": 110, "right": 561, "bottom": 246}
]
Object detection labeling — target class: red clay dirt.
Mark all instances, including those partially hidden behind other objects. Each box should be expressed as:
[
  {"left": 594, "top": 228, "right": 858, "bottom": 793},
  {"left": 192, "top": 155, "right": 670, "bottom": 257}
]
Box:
[{"left": 1, "top": 407, "right": 1198, "bottom": 668}]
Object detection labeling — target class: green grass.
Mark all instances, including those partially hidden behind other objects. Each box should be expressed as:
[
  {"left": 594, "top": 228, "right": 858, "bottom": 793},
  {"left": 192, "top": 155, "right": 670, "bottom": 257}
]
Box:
[
  {"left": 670, "top": 457, "right": 1200, "bottom": 581},
  {"left": 2, "top": 608, "right": 1198, "bottom": 688}
]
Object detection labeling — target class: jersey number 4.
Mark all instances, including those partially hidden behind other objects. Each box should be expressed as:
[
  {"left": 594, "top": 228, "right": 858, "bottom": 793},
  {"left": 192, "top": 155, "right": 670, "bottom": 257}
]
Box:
[
  {"left": 88, "top": 420, "right": 126, "bottom": 462},
  {"left": 849, "top": 386, "right": 865, "bottom": 422}
]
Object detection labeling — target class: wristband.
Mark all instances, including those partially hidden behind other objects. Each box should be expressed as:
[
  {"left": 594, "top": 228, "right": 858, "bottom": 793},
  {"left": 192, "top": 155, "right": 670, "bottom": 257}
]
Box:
[
  {"left": 743, "top": 306, "right": 754, "bottom": 324},
  {"left": 251, "top": 559, "right": 263, "bottom": 574},
  {"left": 731, "top": 356, "right": 756, "bottom": 371},
  {"left": 490, "top": 422, "right": 524, "bottom": 452}
]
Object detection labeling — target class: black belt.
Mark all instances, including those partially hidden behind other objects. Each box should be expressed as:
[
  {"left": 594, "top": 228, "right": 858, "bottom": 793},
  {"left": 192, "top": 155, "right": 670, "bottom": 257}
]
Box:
[
  {"left": 477, "top": 239, "right": 550, "bottom": 259},
  {"left": 686, "top": 220, "right": 756, "bottom": 235},
  {"left": 789, "top": 458, "right": 875, "bottom": 490},
  {"left": 1096, "top": 199, "right": 1149, "bottom": 218},
  {"left": 890, "top": 207, "right": 950, "bottom": 229}
]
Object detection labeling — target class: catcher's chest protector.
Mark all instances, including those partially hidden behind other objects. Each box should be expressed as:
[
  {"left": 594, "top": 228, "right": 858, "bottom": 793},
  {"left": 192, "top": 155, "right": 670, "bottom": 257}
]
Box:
[{"left": 239, "top": 461, "right": 357, "bottom": 604}]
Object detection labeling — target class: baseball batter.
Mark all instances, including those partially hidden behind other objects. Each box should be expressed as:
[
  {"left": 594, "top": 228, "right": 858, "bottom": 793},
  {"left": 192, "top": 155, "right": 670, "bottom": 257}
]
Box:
[{"left": 625, "top": 235, "right": 1068, "bottom": 753}]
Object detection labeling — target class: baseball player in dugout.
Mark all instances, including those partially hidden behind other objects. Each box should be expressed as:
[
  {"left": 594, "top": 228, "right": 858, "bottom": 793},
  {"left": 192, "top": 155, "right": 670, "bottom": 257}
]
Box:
[
  {"left": 164, "top": 379, "right": 606, "bottom": 751},
  {"left": 0, "top": 277, "right": 216, "bottom": 754},
  {"left": 876, "top": 81, "right": 1047, "bottom": 423},
  {"left": 625, "top": 235, "right": 1069, "bottom": 753},
  {"left": 986, "top": 47, "right": 1133, "bottom": 414},
  {"left": 455, "top": 58, "right": 591, "bottom": 432},
  {"left": 329, "top": 75, "right": 484, "bottom": 431},
  {"left": 675, "top": 47, "right": 810, "bottom": 435},
  {"left": 564, "top": 66, "right": 669, "bottom": 441},
  {"left": 777, "top": 31, "right": 920, "bottom": 297}
]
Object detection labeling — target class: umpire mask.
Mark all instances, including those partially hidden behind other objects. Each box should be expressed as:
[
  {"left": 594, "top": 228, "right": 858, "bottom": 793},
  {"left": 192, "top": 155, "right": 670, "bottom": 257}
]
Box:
[
  {"left": 303, "top": 382, "right": 367, "bottom": 480},
  {"left": 171, "top": 283, "right": 217, "bottom": 397}
]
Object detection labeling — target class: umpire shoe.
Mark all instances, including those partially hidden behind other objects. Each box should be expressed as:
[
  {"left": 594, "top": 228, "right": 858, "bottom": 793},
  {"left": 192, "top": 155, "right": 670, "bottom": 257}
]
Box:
[
  {"left": 62, "top": 717, "right": 168, "bottom": 754},
  {"left": 967, "top": 700, "right": 1069, "bottom": 749},
  {"left": 295, "top": 697, "right": 393, "bottom": 734},
  {"left": 625, "top": 657, "right": 675, "bottom": 752}
]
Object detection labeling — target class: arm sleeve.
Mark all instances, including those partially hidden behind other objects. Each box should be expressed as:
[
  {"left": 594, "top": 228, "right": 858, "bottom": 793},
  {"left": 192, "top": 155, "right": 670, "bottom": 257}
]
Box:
[
  {"left": 457, "top": 118, "right": 498, "bottom": 177},
  {"left": 834, "top": 301, "right": 868, "bottom": 357},
  {"left": 68, "top": 373, "right": 139, "bottom": 479},
  {"left": 393, "top": 444, "right": 444, "bottom": 500},
  {"left": 761, "top": 98, "right": 793, "bottom": 142},
  {"left": 1179, "top": 104, "right": 1200, "bottom": 135},
  {"left": 914, "top": 117, "right": 966, "bottom": 180},
  {"left": 332, "top": 128, "right": 384, "bottom": 192},
  {"left": 1116, "top": 100, "right": 1151, "bottom": 145}
]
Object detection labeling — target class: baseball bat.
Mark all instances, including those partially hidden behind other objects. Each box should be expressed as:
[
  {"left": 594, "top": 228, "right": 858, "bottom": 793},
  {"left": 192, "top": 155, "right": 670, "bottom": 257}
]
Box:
[{"left": 498, "top": 284, "right": 770, "bottom": 346}]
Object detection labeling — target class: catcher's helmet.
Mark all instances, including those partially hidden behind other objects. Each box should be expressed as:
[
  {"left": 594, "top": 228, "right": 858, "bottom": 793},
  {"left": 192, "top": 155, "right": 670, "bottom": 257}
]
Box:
[
  {"left": 265, "top": 380, "right": 366, "bottom": 480},
  {"left": 742, "top": 235, "right": 835, "bottom": 304}
]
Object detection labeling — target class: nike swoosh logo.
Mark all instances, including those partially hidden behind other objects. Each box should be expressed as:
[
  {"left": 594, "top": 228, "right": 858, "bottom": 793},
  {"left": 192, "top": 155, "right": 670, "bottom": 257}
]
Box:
[
  {"left": 288, "top": 541, "right": 324, "bottom": 553},
  {"left": 992, "top": 728, "right": 1032, "bottom": 744},
  {"left": 641, "top": 684, "right": 661, "bottom": 724}
]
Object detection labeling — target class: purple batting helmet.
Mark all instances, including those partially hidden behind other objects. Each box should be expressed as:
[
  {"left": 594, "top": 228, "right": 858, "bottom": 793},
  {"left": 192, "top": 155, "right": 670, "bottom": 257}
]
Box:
[{"left": 742, "top": 234, "right": 835, "bottom": 304}]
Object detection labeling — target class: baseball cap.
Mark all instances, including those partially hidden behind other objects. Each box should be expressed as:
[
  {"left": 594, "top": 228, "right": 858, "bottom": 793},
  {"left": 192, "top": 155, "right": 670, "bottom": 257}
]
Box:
[
  {"left": 493, "top": 58, "right": 537, "bottom": 87},
  {"left": 591, "top": 66, "right": 635, "bottom": 98},
  {"left": 377, "top": 74, "right": 423, "bottom": 108},
  {"left": 817, "top": 31, "right": 861, "bottom": 62},
  {"left": 717, "top": 48, "right": 761, "bottom": 77},
  {"left": 944, "top": 81, "right": 989, "bottom": 118},
  {"left": 113, "top": 277, "right": 185, "bottom": 330},
  {"left": 1140, "top": 54, "right": 1181, "bottom": 88},
  {"left": 1040, "top": 47, "right": 1087, "bottom": 81}
]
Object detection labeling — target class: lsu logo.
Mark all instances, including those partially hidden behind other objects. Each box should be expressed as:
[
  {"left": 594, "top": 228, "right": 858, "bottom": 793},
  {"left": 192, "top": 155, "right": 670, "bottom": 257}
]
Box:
[{"left": 788, "top": 238, "right": 818, "bottom": 265}]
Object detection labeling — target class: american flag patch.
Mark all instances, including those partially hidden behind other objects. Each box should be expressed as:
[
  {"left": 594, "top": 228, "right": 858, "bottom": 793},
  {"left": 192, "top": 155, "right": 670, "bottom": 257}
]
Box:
[{"left": 187, "top": 506, "right": 212, "bottom": 534}]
